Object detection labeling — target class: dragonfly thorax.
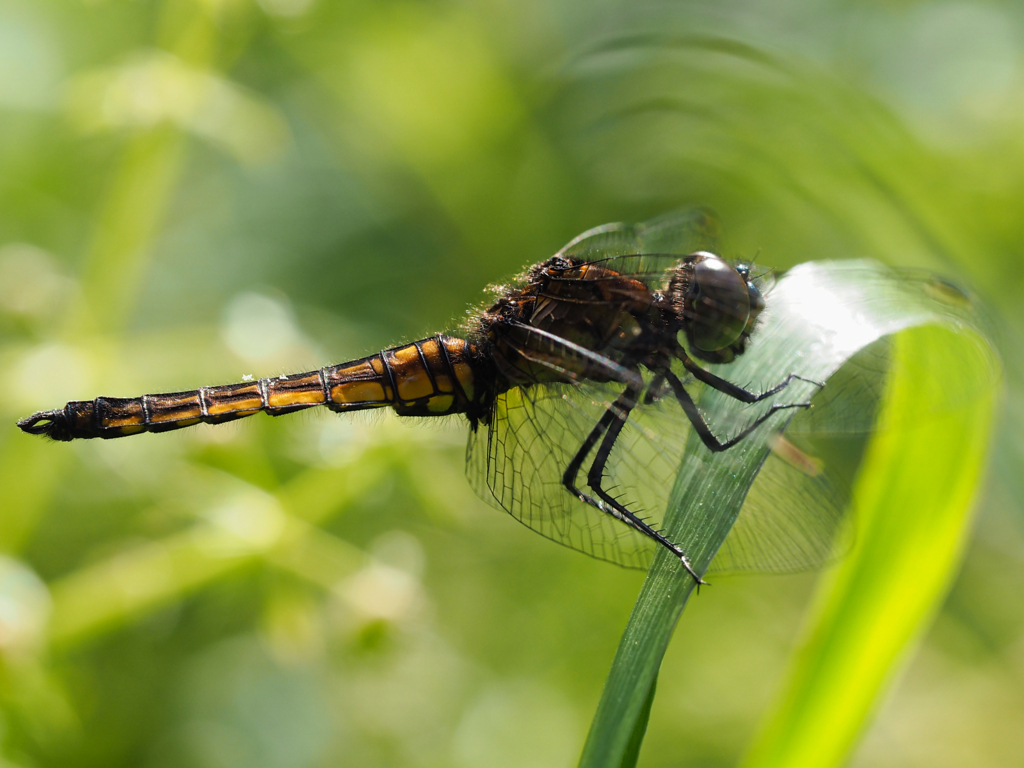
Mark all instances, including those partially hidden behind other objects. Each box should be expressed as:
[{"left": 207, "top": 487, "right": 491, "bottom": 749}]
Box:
[{"left": 474, "top": 255, "right": 664, "bottom": 389}]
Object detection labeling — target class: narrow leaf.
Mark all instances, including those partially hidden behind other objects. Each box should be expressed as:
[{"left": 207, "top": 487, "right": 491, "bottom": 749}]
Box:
[{"left": 578, "top": 261, "right": 999, "bottom": 768}]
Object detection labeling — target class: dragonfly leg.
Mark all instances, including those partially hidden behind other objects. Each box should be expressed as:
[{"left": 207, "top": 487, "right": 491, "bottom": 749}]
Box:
[
  {"left": 678, "top": 351, "right": 823, "bottom": 403},
  {"left": 587, "top": 390, "right": 707, "bottom": 586},
  {"left": 642, "top": 374, "right": 669, "bottom": 405},
  {"left": 663, "top": 370, "right": 811, "bottom": 453},
  {"left": 561, "top": 396, "right": 622, "bottom": 502},
  {"left": 562, "top": 384, "right": 706, "bottom": 585}
]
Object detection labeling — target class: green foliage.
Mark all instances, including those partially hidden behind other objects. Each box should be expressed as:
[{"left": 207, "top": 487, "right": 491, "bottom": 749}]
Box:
[
  {"left": 741, "top": 326, "right": 998, "bottom": 768},
  {"left": 0, "top": 2, "right": 1020, "bottom": 767}
]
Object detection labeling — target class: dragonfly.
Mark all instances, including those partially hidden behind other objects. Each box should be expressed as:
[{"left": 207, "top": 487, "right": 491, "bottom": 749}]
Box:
[{"left": 19, "top": 210, "right": 834, "bottom": 585}]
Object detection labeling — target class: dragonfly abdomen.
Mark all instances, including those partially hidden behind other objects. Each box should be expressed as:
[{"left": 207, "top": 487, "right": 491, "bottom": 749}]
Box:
[{"left": 17, "top": 336, "right": 478, "bottom": 441}]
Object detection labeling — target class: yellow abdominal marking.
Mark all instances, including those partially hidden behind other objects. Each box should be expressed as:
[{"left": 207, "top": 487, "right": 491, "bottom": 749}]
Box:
[
  {"left": 267, "top": 389, "right": 322, "bottom": 408},
  {"left": 105, "top": 414, "right": 143, "bottom": 428},
  {"left": 427, "top": 395, "right": 455, "bottom": 413},
  {"left": 331, "top": 381, "right": 388, "bottom": 406},
  {"left": 208, "top": 398, "right": 262, "bottom": 416},
  {"left": 454, "top": 362, "right": 475, "bottom": 401},
  {"left": 397, "top": 369, "right": 433, "bottom": 402}
]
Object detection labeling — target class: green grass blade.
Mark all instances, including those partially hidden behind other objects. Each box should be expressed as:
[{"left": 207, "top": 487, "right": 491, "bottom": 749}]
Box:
[
  {"left": 740, "top": 323, "right": 1000, "bottom": 768},
  {"left": 619, "top": 677, "right": 657, "bottom": 768},
  {"left": 577, "top": 261, "right": 1000, "bottom": 768}
]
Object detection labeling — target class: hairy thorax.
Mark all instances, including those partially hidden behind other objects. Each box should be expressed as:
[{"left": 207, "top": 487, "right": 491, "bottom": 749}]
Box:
[{"left": 476, "top": 257, "right": 669, "bottom": 388}]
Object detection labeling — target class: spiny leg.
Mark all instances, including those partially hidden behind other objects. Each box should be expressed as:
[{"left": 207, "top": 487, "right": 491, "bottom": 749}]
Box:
[
  {"left": 561, "top": 385, "right": 706, "bottom": 585},
  {"left": 584, "top": 387, "right": 707, "bottom": 585},
  {"left": 677, "top": 350, "right": 823, "bottom": 403},
  {"left": 561, "top": 396, "right": 621, "bottom": 504},
  {"left": 663, "top": 370, "right": 812, "bottom": 453},
  {"left": 642, "top": 373, "right": 668, "bottom": 405}
]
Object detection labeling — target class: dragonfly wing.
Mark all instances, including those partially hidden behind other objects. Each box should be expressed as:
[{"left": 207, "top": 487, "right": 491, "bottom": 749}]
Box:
[
  {"left": 554, "top": 208, "right": 722, "bottom": 288},
  {"left": 705, "top": 434, "right": 854, "bottom": 575},
  {"left": 599, "top": 369, "right": 855, "bottom": 576},
  {"left": 644, "top": 356, "right": 858, "bottom": 575},
  {"left": 465, "top": 370, "right": 857, "bottom": 574},
  {"left": 708, "top": 264, "right": 993, "bottom": 573},
  {"left": 558, "top": 207, "right": 721, "bottom": 261},
  {"left": 466, "top": 382, "right": 652, "bottom": 569},
  {"left": 466, "top": 379, "right": 693, "bottom": 570}
]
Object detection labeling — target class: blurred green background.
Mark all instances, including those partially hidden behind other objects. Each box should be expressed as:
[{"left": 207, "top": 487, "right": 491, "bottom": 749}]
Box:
[{"left": 0, "top": 0, "right": 1022, "bottom": 766}]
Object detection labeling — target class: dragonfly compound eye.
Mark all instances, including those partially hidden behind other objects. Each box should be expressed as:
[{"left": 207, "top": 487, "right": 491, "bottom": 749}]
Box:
[{"left": 687, "top": 254, "right": 751, "bottom": 352}]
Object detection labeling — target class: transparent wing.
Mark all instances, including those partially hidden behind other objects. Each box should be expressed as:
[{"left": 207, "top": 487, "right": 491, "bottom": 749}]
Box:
[
  {"left": 701, "top": 264, "right": 988, "bottom": 574},
  {"left": 640, "top": 368, "right": 858, "bottom": 576},
  {"left": 559, "top": 207, "right": 721, "bottom": 261},
  {"left": 706, "top": 430, "right": 855, "bottom": 575},
  {"left": 465, "top": 364, "right": 857, "bottom": 575},
  {"left": 466, "top": 382, "right": 655, "bottom": 569},
  {"left": 554, "top": 208, "right": 722, "bottom": 289},
  {"left": 699, "top": 343, "right": 886, "bottom": 574},
  {"left": 467, "top": 375, "right": 714, "bottom": 570}
]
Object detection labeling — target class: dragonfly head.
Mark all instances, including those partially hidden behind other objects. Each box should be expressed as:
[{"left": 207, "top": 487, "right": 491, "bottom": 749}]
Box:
[{"left": 671, "top": 253, "right": 767, "bottom": 364}]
